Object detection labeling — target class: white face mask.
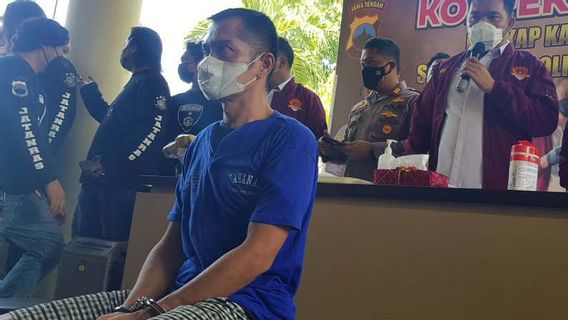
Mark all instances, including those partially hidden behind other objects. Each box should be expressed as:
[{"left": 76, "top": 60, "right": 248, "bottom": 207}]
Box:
[
  {"left": 468, "top": 21, "right": 504, "bottom": 50},
  {"left": 197, "top": 55, "right": 261, "bottom": 101}
]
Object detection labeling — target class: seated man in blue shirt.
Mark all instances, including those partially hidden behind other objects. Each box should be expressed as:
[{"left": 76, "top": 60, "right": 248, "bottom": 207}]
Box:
[{"left": 6, "top": 8, "right": 318, "bottom": 320}]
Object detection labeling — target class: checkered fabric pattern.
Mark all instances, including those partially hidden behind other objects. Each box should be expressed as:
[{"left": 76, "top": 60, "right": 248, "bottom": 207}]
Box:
[{"left": 8, "top": 291, "right": 250, "bottom": 320}]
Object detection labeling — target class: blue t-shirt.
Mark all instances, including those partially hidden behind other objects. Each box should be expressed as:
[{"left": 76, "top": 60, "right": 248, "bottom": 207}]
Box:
[{"left": 168, "top": 112, "right": 319, "bottom": 320}]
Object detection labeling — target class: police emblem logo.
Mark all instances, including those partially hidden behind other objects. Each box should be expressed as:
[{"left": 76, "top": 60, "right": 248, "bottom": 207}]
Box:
[
  {"left": 64, "top": 72, "right": 77, "bottom": 87},
  {"left": 288, "top": 98, "right": 303, "bottom": 111},
  {"left": 155, "top": 96, "right": 167, "bottom": 110},
  {"left": 382, "top": 124, "right": 393, "bottom": 135},
  {"left": 178, "top": 104, "right": 204, "bottom": 132},
  {"left": 511, "top": 66, "right": 530, "bottom": 80},
  {"left": 11, "top": 80, "right": 28, "bottom": 97}
]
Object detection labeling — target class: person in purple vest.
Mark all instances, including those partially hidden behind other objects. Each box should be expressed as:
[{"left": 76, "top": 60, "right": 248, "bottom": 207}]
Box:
[
  {"left": 406, "top": 0, "right": 559, "bottom": 190},
  {"left": 268, "top": 36, "right": 327, "bottom": 139}
]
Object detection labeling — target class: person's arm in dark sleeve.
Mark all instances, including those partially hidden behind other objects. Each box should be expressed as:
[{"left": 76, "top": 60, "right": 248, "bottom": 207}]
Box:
[
  {"left": 44, "top": 58, "right": 78, "bottom": 151},
  {"left": 405, "top": 81, "right": 434, "bottom": 155},
  {"left": 559, "top": 128, "right": 568, "bottom": 189},
  {"left": 306, "top": 90, "right": 328, "bottom": 140},
  {"left": 5, "top": 79, "right": 57, "bottom": 187},
  {"left": 99, "top": 77, "right": 169, "bottom": 171},
  {"left": 79, "top": 81, "right": 110, "bottom": 123},
  {"left": 486, "top": 59, "right": 559, "bottom": 137}
]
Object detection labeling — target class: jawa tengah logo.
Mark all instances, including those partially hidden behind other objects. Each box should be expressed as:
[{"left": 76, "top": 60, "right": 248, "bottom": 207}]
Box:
[{"left": 345, "top": 1, "right": 387, "bottom": 60}]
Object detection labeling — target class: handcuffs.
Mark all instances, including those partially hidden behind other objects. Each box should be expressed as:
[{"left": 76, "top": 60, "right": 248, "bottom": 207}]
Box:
[{"left": 114, "top": 297, "right": 166, "bottom": 316}]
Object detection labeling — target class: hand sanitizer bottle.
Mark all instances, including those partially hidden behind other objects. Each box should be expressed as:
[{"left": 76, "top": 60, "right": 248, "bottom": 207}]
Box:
[{"left": 377, "top": 139, "right": 396, "bottom": 169}]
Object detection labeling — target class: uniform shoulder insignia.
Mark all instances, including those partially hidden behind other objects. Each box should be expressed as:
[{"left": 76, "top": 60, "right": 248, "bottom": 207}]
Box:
[
  {"left": 11, "top": 80, "right": 28, "bottom": 97},
  {"left": 155, "top": 95, "right": 167, "bottom": 110},
  {"left": 351, "top": 101, "right": 366, "bottom": 112},
  {"left": 64, "top": 72, "right": 77, "bottom": 88}
]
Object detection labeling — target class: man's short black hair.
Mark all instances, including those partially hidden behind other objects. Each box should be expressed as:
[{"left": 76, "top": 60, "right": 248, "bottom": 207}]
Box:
[
  {"left": 363, "top": 37, "right": 401, "bottom": 71},
  {"left": 209, "top": 8, "right": 278, "bottom": 60},
  {"left": 277, "top": 36, "right": 294, "bottom": 67},
  {"left": 129, "top": 26, "right": 162, "bottom": 71},
  {"left": 12, "top": 17, "right": 68, "bottom": 53},
  {"left": 468, "top": 0, "right": 516, "bottom": 16},
  {"left": 3, "top": 0, "right": 46, "bottom": 44},
  {"left": 185, "top": 40, "right": 204, "bottom": 62},
  {"left": 426, "top": 52, "right": 450, "bottom": 71}
]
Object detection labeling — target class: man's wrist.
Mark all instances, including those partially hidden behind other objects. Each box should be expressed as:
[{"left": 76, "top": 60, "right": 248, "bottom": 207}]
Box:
[
  {"left": 485, "top": 78, "right": 496, "bottom": 94},
  {"left": 114, "top": 297, "right": 166, "bottom": 316}
]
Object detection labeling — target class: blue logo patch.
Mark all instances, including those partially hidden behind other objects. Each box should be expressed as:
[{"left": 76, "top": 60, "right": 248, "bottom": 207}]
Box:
[{"left": 177, "top": 104, "right": 204, "bottom": 132}]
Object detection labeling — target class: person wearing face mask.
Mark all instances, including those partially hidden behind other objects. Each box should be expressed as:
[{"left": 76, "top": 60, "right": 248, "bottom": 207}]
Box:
[
  {"left": 268, "top": 36, "right": 328, "bottom": 139},
  {"left": 162, "top": 41, "right": 222, "bottom": 174},
  {"left": 319, "top": 37, "right": 419, "bottom": 182},
  {"left": 406, "top": 0, "right": 559, "bottom": 190},
  {"left": 0, "top": 18, "right": 67, "bottom": 298},
  {"left": 74, "top": 27, "right": 170, "bottom": 242},
  {"left": 1, "top": 0, "right": 78, "bottom": 155},
  {"left": 39, "top": 42, "right": 78, "bottom": 153},
  {"left": 5, "top": 8, "right": 318, "bottom": 320}
]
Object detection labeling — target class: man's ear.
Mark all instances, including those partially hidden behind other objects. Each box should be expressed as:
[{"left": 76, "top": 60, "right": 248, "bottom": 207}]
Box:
[
  {"left": 258, "top": 53, "right": 275, "bottom": 79},
  {"left": 279, "top": 56, "right": 288, "bottom": 70}
]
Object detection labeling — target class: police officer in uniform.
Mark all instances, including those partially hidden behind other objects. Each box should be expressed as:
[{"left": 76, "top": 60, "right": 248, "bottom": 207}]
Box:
[
  {"left": 73, "top": 27, "right": 170, "bottom": 242},
  {"left": 163, "top": 41, "right": 222, "bottom": 175},
  {"left": 320, "top": 38, "right": 419, "bottom": 182},
  {"left": 0, "top": 18, "right": 67, "bottom": 298},
  {"left": 168, "top": 41, "right": 222, "bottom": 141},
  {"left": 1, "top": 1, "right": 78, "bottom": 153},
  {"left": 1, "top": 0, "right": 77, "bottom": 276},
  {"left": 40, "top": 43, "right": 78, "bottom": 153}
]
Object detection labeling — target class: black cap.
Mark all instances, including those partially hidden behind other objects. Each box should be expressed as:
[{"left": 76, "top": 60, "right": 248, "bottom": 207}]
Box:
[{"left": 12, "top": 17, "right": 69, "bottom": 53}]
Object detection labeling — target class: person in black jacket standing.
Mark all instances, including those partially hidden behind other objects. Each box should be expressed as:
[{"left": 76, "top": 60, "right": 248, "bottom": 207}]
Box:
[
  {"left": 73, "top": 27, "right": 170, "bottom": 242},
  {"left": 0, "top": 18, "right": 67, "bottom": 298}
]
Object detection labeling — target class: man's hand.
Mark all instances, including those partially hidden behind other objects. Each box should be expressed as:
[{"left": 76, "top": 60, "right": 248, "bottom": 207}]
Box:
[
  {"left": 45, "top": 180, "right": 66, "bottom": 217},
  {"left": 78, "top": 76, "right": 95, "bottom": 89},
  {"left": 81, "top": 156, "right": 106, "bottom": 178},
  {"left": 340, "top": 140, "right": 373, "bottom": 160},
  {"left": 540, "top": 156, "right": 549, "bottom": 169},
  {"left": 96, "top": 310, "right": 152, "bottom": 320},
  {"left": 318, "top": 130, "right": 345, "bottom": 159},
  {"left": 461, "top": 58, "right": 495, "bottom": 93}
]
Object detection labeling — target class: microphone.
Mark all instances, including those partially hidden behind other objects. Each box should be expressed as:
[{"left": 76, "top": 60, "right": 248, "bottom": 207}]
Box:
[{"left": 456, "top": 42, "right": 486, "bottom": 93}]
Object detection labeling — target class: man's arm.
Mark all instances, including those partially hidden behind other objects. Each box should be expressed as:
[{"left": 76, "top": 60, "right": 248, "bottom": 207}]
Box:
[
  {"left": 45, "top": 59, "right": 78, "bottom": 151},
  {"left": 79, "top": 81, "right": 111, "bottom": 123},
  {"left": 464, "top": 57, "right": 559, "bottom": 137},
  {"left": 3, "top": 78, "right": 65, "bottom": 214},
  {"left": 99, "top": 78, "right": 168, "bottom": 171},
  {"left": 559, "top": 128, "right": 568, "bottom": 189},
  {"left": 121, "top": 222, "right": 184, "bottom": 307},
  {"left": 405, "top": 79, "right": 436, "bottom": 155},
  {"left": 158, "top": 223, "right": 289, "bottom": 310},
  {"left": 306, "top": 91, "right": 328, "bottom": 140}
]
